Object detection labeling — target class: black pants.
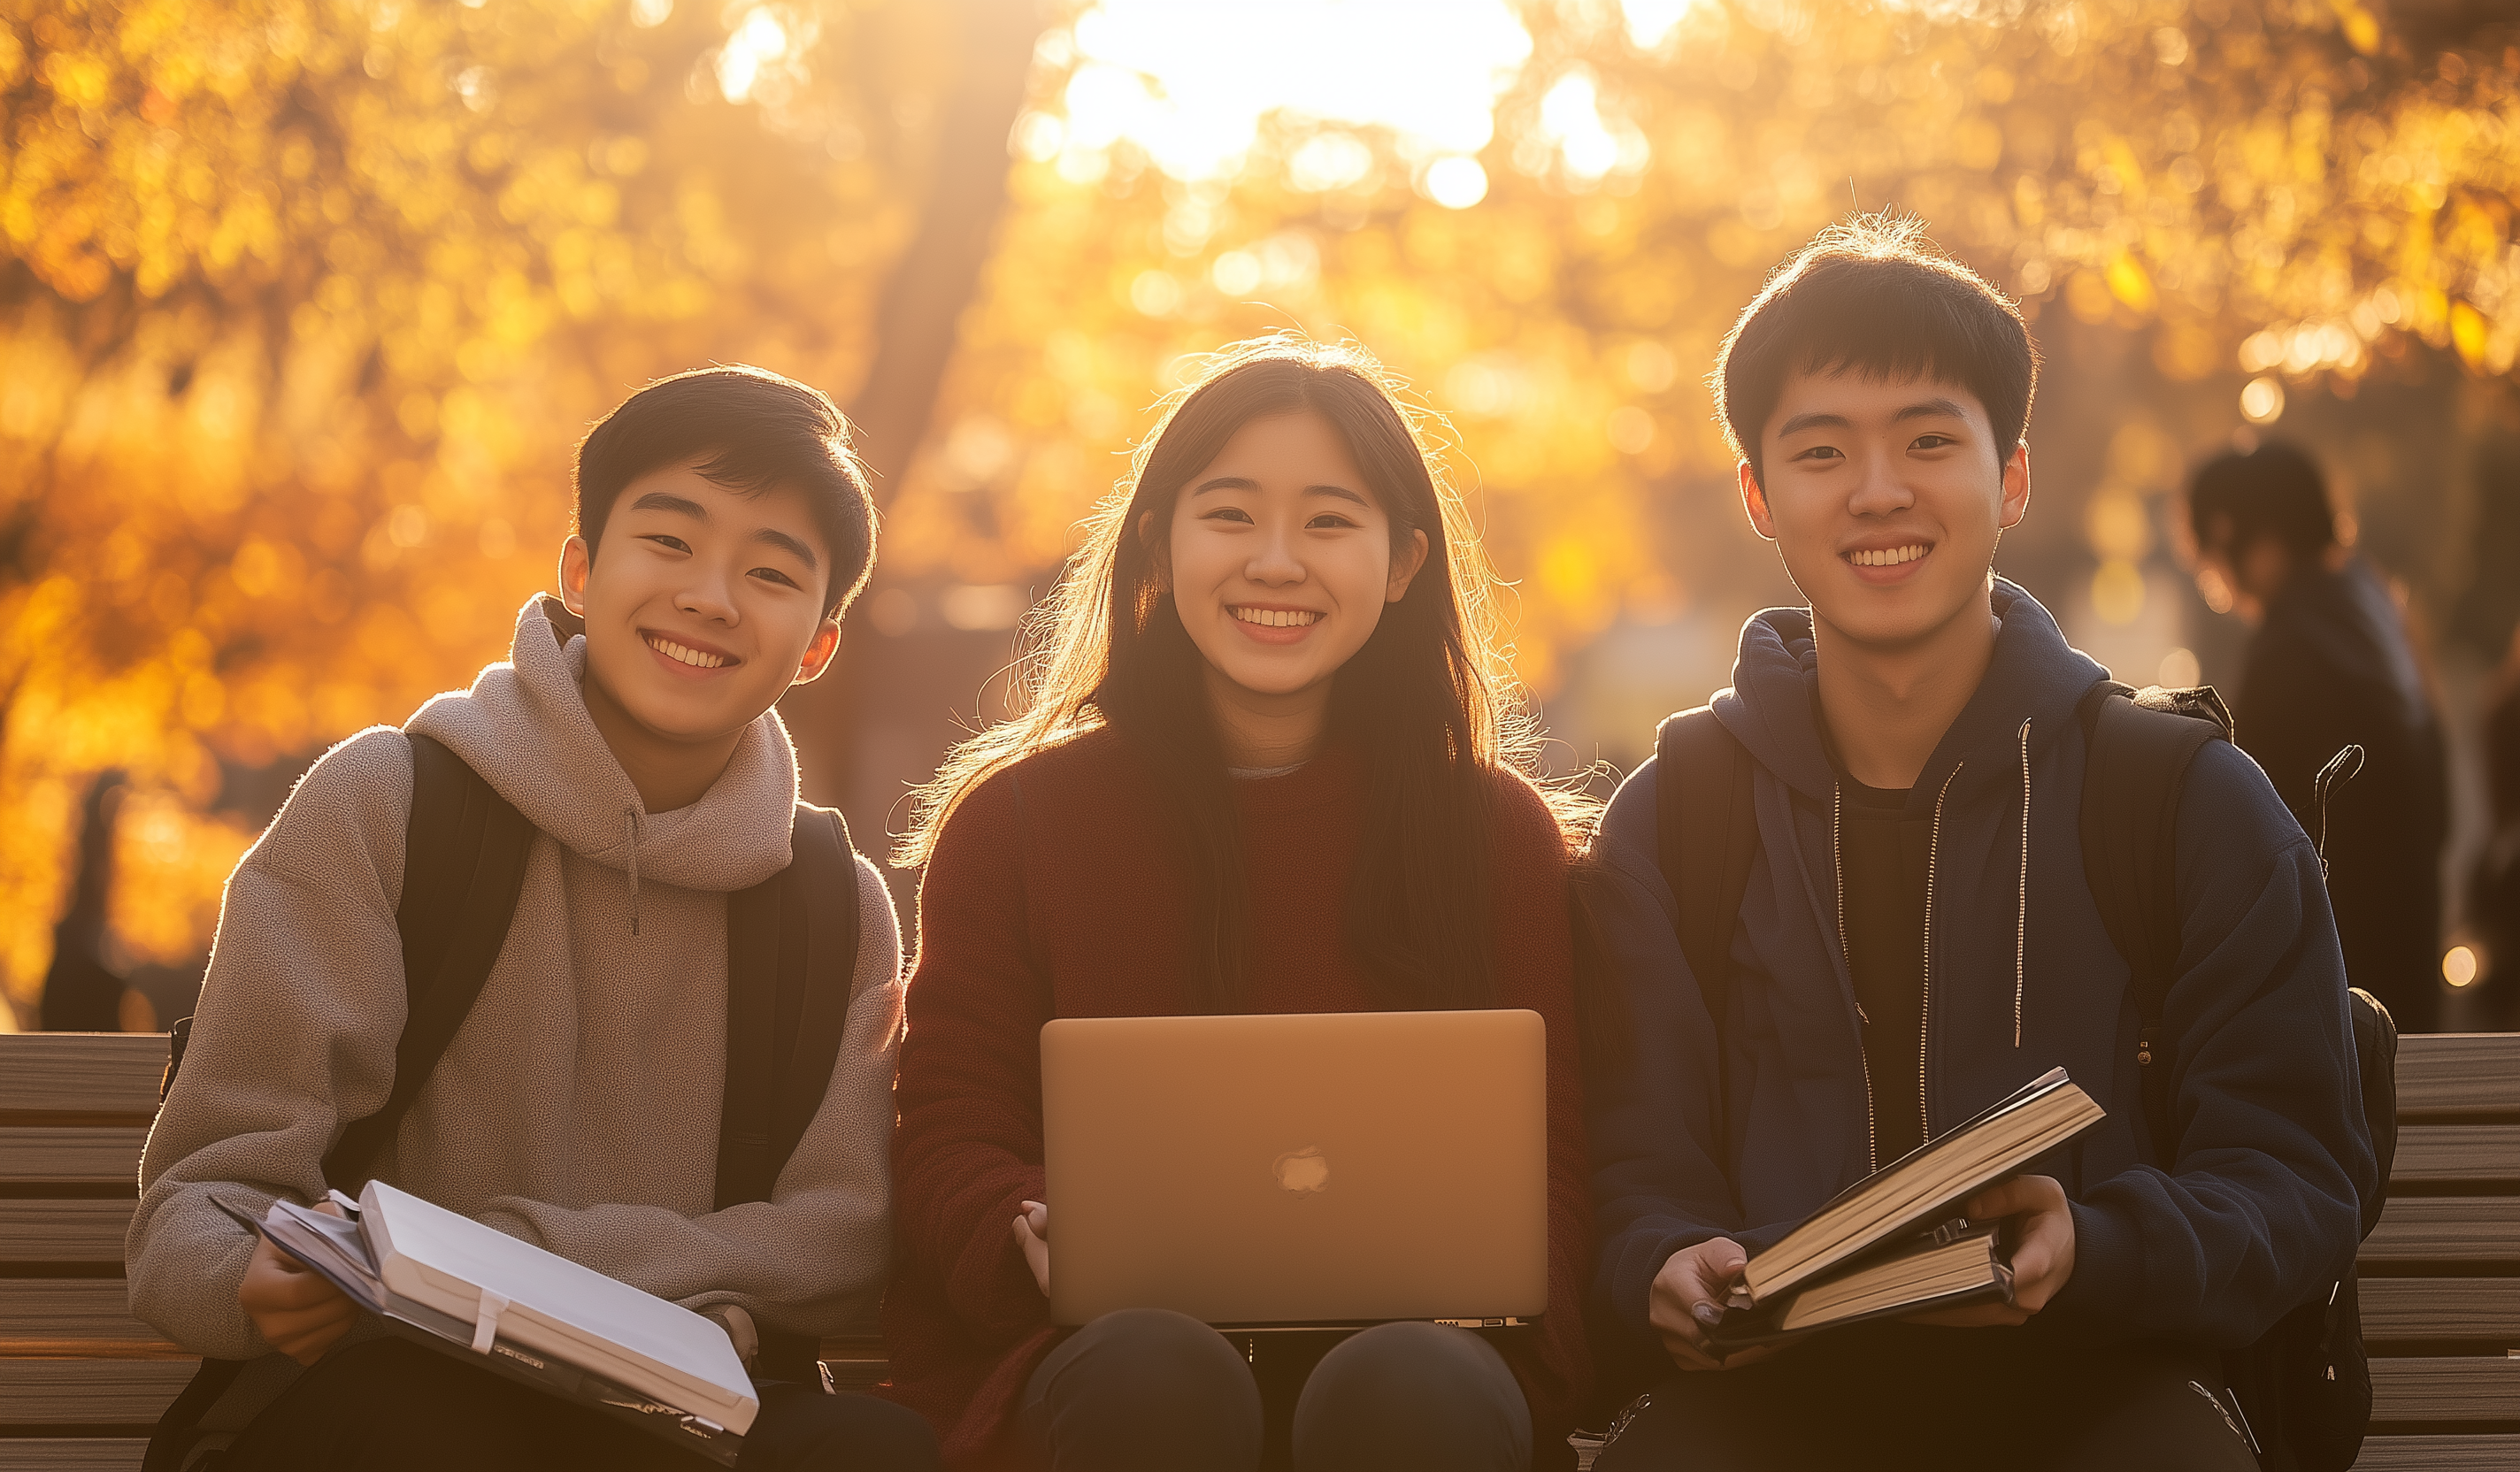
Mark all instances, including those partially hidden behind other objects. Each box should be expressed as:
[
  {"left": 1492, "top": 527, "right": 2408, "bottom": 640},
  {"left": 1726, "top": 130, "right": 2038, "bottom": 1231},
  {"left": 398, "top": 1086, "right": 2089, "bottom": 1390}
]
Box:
[
  {"left": 1590, "top": 1323, "right": 2257, "bottom": 1472},
  {"left": 1019, "top": 1307, "right": 1531, "bottom": 1472},
  {"left": 214, "top": 1337, "right": 938, "bottom": 1472}
]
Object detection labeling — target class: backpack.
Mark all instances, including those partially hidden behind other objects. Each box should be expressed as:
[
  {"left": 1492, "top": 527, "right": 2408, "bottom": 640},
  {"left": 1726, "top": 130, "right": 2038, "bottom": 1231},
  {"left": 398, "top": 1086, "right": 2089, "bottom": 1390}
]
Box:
[
  {"left": 145, "top": 732, "right": 865, "bottom": 1469},
  {"left": 1653, "top": 683, "right": 2396, "bottom": 1472}
]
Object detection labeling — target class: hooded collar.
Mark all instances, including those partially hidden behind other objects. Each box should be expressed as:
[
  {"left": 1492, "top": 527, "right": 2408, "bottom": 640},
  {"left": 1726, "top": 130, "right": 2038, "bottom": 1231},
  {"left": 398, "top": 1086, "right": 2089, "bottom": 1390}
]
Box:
[
  {"left": 1713, "top": 578, "right": 2109, "bottom": 810},
  {"left": 404, "top": 594, "right": 800, "bottom": 894}
]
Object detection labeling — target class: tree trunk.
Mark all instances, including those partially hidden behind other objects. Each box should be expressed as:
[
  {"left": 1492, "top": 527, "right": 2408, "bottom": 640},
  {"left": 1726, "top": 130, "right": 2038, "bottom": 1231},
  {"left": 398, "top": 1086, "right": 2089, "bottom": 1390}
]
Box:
[
  {"left": 785, "top": 0, "right": 1042, "bottom": 917},
  {"left": 844, "top": 0, "right": 1041, "bottom": 492}
]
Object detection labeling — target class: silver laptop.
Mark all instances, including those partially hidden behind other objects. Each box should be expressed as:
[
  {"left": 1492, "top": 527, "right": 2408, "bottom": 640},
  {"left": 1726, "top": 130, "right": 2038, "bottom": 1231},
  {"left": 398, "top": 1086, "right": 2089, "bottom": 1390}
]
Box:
[{"left": 1040, "top": 1008, "right": 1548, "bottom": 1330}]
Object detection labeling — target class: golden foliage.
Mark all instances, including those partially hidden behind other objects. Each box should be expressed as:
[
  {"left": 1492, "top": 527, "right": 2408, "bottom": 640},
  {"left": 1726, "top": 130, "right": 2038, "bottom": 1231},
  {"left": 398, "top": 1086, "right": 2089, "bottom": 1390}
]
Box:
[
  {"left": 4, "top": 0, "right": 2517, "bottom": 1011},
  {"left": 899, "top": 0, "right": 2520, "bottom": 696},
  {"left": 0, "top": 0, "right": 968, "bottom": 1016}
]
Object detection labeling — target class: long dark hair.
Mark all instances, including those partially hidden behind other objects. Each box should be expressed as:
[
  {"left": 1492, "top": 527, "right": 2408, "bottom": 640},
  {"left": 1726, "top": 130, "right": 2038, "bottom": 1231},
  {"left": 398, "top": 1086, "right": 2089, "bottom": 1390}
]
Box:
[{"left": 903, "top": 335, "right": 1582, "bottom": 1012}]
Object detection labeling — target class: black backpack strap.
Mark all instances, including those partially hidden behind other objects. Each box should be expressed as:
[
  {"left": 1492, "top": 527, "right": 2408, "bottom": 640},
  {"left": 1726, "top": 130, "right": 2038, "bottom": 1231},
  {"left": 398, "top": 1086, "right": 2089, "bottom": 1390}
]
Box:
[
  {"left": 2311, "top": 743, "right": 2366, "bottom": 874},
  {"left": 150, "top": 737, "right": 532, "bottom": 1468},
  {"left": 775, "top": 808, "right": 863, "bottom": 1181},
  {"left": 323, "top": 734, "right": 534, "bottom": 1192},
  {"left": 2077, "top": 681, "right": 2230, "bottom": 1169},
  {"left": 141, "top": 1355, "right": 249, "bottom": 1472},
  {"left": 1655, "top": 708, "right": 1760, "bottom": 1153},
  {"left": 2347, "top": 988, "right": 2398, "bottom": 1238},
  {"left": 717, "top": 803, "right": 865, "bottom": 1384},
  {"left": 161, "top": 1015, "right": 193, "bottom": 1101}
]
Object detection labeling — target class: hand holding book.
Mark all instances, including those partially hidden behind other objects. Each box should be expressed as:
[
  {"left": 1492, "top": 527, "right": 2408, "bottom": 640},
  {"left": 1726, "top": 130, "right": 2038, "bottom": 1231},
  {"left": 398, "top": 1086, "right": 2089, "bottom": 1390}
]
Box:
[
  {"left": 213, "top": 1182, "right": 760, "bottom": 1465},
  {"left": 1676, "top": 1068, "right": 2106, "bottom": 1363},
  {"left": 1896, "top": 1174, "right": 2077, "bottom": 1329},
  {"left": 1650, "top": 1237, "right": 1790, "bottom": 1372},
  {"left": 235, "top": 1198, "right": 358, "bottom": 1365}
]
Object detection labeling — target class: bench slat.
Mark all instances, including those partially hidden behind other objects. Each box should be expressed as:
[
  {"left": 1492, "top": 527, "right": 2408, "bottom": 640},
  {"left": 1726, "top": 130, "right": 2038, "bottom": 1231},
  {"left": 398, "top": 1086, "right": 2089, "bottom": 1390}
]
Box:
[
  {"left": 2362, "top": 1279, "right": 2520, "bottom": 1344},
  {"left": 2393, "top": 1126, "right": 2520, "bottom": 1188},
  {"left": 2362, "top": 1198, "right": 2520, "bottom": 1266},
  {"left": 0, "top": 1129, "right": 152, "bottom": 1186},
  {"left": 0, "top": 1280, "right": 176, "bottom": 1355},
  {"left": 0, "top": 1357, "right": 196, "bottom": 1423},
  {"left": 0, "top": 1444, "right": 147, "bottom": 1470},
  {"left": 818, "top": 1333, "right": 887, "bottom": 1395},
  {"left": 0, "top": 1200, "right": 134, "bottom": 1265},
  {"left": 2370, "top": 1357, "right": 2520, "bottom": 1424},
  {"left": 0, "top": 1035, "right": 167, "bottom": 1116},
  {"left": 2397, "top": 1035, "right": 2520, "bottom": 1120},
  {"left": 2353, "top": 1435, "right": 2520, "bottom": 1469}
]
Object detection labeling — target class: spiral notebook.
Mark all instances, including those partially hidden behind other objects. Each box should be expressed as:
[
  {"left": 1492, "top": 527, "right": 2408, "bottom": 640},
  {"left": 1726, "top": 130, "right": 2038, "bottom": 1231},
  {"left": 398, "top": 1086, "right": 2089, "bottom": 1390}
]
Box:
[{"left": 218, "top": 1179, "right": 756, "bottom": 1463}]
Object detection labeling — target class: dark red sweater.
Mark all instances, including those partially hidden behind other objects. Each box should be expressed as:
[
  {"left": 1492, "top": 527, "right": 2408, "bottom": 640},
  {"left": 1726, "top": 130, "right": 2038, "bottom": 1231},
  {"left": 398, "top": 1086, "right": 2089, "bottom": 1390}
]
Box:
[{"left": 879, "top": 728, "right": 1592, "bottom": 1469}]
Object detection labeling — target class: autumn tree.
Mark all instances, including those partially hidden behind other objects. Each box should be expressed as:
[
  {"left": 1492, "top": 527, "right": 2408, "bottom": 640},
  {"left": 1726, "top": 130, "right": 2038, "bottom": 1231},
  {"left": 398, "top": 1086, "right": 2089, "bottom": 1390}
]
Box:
[
  {"left": 889, "top": 0, "right": 2519, "bottom": 698},
  {"left": 0, "top": 0, "right": 1031, "bottom": 1020},
  {"left": 7, "top": 0, "right": 2519, "bottom": 1018}
]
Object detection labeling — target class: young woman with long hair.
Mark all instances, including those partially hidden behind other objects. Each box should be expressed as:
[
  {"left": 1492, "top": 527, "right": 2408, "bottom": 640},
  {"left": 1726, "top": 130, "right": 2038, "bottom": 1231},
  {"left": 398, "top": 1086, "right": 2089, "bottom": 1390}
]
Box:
[{"left": 879, "top": 336, "right": 1594, "bottom": 1471}]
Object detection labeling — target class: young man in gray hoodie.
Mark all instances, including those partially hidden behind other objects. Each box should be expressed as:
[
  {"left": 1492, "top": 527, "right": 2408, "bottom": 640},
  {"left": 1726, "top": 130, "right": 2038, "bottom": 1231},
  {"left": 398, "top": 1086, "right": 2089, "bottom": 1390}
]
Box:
[{"left": 127, "top": 367, "right": 937, "bottom": 1470}]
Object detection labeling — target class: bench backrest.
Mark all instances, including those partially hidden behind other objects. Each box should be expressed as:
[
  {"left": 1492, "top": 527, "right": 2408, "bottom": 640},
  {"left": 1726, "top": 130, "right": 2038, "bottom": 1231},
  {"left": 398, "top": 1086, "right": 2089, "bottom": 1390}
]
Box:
[
  {"left": 5, "top": 1030, "right": 2514, "bottom": 1470},
  {"left": 2351, "top": 1032, "right": 2520, "bottom": 1469},
  {"left": 0, "top": 1031, "right": 188, "bottom": 1466}
]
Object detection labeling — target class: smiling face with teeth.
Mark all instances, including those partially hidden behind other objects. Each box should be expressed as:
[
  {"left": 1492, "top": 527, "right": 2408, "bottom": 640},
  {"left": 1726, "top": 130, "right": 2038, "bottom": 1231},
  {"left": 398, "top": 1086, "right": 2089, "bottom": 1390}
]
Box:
[
  {"left": 559, "top": 457, "right": 841, "bottom": 811},
  {"left": 1148, "top": 410, "right": 1429, "bottom": 766},
  {"left": 1741, "top": 369, "right": 2031, "bottom": 657}
]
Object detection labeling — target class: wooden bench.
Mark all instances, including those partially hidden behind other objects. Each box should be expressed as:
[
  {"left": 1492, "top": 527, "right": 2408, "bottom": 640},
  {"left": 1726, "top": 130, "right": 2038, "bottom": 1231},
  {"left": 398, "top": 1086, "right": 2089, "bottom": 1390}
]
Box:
[
  {"left": 2352, "top": 1031, "right": 2520, "bottom": 1469},
  {"left": 8, "top": 1031, "right": 2516, "bottom": 1468},
  {"left": 1, "top": 1032, "right": 180, "bottom": 1470},
  {"left": 0, "top": 1033, "right": 891, "bottom": 1468}
]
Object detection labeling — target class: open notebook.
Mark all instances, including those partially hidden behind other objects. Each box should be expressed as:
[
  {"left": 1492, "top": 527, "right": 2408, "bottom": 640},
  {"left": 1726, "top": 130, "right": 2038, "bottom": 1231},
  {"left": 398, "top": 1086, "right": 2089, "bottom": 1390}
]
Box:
[
  {"left": 1710, "top": 1067, "right": 2105, "bottom": 1351},
  {"left": 219, "top": 1180, "right": 755, "bottom": 1463}
]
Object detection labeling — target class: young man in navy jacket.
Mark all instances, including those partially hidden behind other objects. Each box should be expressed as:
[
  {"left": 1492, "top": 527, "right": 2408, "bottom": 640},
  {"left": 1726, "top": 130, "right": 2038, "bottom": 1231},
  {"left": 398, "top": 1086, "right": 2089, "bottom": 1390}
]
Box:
[{"left": 1585, "top": 217, "right": 2376, "bottom": 1469}]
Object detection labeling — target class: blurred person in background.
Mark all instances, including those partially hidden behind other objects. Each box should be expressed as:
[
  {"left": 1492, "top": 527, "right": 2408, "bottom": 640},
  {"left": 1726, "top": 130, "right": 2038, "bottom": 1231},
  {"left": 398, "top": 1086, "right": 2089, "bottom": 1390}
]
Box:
[
  {"left": 2465, "top": 629, "right": 2520, "bottom": 1031},
  {"left": 2186, "top": 442, "right": 2452, "bottom": 1032}
]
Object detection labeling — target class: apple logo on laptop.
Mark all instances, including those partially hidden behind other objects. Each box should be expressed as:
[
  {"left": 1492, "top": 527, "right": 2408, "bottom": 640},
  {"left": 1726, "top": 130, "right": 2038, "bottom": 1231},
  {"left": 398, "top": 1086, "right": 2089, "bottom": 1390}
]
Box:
[{"left": 1273, "top": 1146, "right": 1330, "bottom": 1195}]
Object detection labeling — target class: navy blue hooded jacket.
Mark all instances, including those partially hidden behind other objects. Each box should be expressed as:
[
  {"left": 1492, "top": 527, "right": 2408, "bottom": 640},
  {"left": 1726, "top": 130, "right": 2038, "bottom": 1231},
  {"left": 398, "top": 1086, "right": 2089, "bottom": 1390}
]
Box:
[{"left": 1587, "top": 579, "right": 2376, "bottom": 1360}]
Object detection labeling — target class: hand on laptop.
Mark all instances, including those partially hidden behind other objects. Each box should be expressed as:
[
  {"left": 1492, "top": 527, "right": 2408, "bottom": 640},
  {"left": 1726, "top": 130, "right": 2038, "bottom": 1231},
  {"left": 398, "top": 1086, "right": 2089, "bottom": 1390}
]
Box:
[
  {"left": 1650, "top": 1237, "right": 1786, "bottom": 1372},
  {"left": 1902, "top": 1174, "right": 2076, "bottom": 1327},
  {"left": 238, "top": 1200, "right": 357, "bottom": 1366},
  {"left": 1014, "top": 1200, "right": 1050, "bottom": 1297}
]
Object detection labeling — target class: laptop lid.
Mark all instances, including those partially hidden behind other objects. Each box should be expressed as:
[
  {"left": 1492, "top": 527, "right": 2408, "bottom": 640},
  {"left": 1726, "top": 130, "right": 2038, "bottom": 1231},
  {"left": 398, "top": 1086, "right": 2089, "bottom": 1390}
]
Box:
[{"left": 1041, "top": 1008, "right": 1548, "bottom": 1329}]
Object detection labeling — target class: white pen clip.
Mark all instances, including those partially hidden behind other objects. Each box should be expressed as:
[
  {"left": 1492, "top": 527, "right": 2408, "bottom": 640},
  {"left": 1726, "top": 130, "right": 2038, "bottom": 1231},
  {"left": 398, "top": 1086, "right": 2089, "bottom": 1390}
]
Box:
[{"left": 472, "top": 1290, "right": 511, "bottom": 1353}]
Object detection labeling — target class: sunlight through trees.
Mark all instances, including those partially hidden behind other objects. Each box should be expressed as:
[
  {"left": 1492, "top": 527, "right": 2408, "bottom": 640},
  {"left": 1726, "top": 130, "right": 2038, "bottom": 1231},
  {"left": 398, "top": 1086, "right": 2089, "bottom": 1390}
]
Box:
[{"left": 4, "top": 0, "right": 2516, "bottom": 1017}]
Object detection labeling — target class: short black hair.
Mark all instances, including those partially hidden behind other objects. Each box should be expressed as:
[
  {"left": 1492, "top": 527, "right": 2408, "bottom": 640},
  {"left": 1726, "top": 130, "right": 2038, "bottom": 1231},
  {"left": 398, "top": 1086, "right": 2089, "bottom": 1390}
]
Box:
[
  {"left": 1715, "top": 214, "right": 2040, "bottom": 486},
  {"left": 2186, "top": 441, "right": 2336, "bottom": 564},
  {"left": 575, "top": 365, "right": 876, "bottom": 617}
]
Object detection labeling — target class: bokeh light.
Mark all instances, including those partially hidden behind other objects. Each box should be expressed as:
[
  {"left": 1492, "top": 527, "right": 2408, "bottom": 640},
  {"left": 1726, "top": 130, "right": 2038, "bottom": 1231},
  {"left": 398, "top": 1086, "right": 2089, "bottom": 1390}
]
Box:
[
  {"left": 2240, "top": 377, "right": 2286, "bottom": 424},
  {"left": 8, "top": 0, "right": 2520, "bottom": 1024},
  {"left": 1424, "top": 157, "right": 1491, "bottom": 210},
  {"left": 1057, "top": 0, "right": 1533, "bottom": 183}
]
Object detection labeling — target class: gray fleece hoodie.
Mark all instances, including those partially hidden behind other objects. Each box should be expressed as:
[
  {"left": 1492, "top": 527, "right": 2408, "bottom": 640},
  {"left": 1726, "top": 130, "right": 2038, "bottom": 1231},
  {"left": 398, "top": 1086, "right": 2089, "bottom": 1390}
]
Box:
[{"left": 127, "top": 596, "right": 902, "bottom": 1361}]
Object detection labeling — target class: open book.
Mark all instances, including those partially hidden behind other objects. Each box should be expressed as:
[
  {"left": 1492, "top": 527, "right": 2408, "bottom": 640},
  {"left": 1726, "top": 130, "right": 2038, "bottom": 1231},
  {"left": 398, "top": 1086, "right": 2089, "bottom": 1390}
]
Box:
[
  {"left": 1710, "top": 1067, "right": 2105, "bottom": 1351},
  {"left": 218, "top": 1180, "right": 756, "bottom": 1464}
]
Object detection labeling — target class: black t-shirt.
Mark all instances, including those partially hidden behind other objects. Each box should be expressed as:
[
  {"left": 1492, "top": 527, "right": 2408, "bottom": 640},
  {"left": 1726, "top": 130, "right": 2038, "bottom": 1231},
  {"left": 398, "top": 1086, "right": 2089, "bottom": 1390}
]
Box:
[{"left": 1834, "top": 767, "right": 1932, "bottom": 1168}]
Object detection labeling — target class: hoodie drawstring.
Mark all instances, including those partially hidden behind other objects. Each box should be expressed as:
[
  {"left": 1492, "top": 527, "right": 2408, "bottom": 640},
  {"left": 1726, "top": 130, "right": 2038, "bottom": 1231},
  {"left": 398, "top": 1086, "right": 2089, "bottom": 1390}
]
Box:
[
  {"left": 624, "top": 807, "right": 642, "bottom": 937},
  {"left": 2014, "top": 717, "right": 2032, "bottom": 1047}
]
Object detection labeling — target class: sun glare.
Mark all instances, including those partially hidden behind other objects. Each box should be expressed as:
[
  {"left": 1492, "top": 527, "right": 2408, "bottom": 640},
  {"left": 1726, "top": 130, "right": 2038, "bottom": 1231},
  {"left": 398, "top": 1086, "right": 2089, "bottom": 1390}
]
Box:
[
  {"left": 1060, "top": 0, "right": 1534, "bottom": 184},
  {"left": 1619, "top": 0, "right": 1699, "bottom": 51}
]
